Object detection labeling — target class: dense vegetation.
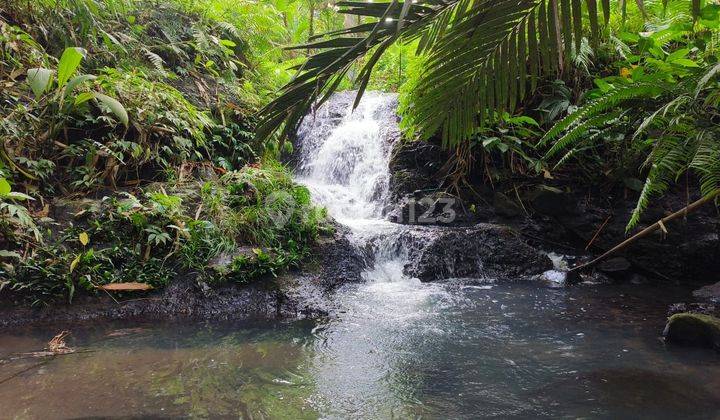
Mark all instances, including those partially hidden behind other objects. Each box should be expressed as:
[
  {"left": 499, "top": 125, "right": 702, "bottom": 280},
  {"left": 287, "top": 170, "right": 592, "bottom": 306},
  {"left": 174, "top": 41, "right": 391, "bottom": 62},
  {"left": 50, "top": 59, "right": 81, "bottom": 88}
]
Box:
[
  {"left": 0, "top": 0, "right": 342, "bottom": 304},
  {"left": 261, "top": 0, "right": 720, "bottom": 230}
]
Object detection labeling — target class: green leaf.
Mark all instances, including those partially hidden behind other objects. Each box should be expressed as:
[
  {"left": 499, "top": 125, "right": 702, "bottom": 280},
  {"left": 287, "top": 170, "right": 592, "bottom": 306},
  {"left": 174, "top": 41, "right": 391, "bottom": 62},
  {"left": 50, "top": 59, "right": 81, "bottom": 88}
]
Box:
[
  {"left": 26, "top": 68, "right": 53, "bottom": 97},
  {"left": 670, "top": 58, "right": 700, "bottom": 68},
  {"left": 57, "top": 47, "right": 86, "bottom": 88},
  {"left": 65, "top": 74, "right": 96, "bottom": 94},
  {"left": 6, "top": 191, "right": 34, "bottom": 201},
  {"left": 93, "top": 93, "right": 129, "bottom": 126},
  {"left": 74, "top": 92, "right": 95, "bottom": 106},
  {"left": 0, "top": 178, "right": 10, "bottom": 196},
  {"left": 667, "top": 48, "right": 690, "bottom": 61}
]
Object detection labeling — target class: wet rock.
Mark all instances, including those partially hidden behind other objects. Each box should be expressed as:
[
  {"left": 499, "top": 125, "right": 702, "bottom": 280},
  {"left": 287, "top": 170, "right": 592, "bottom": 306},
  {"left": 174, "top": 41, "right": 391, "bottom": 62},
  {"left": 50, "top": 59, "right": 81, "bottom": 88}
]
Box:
[
  {"left": 386, "top": 191, "right": 485, "bottom": 226},
  {"left": 526, "top": 185, "right": 576, "bottom": 216},
  {"left": 310, "top": 224, "right": 366, "bottom": 289},
  {"left": 579, "top": 270, "right": 615, "bottom": 285},
  {"left": 668, "top": 302, "right": 719, "bottom": 317},
  {"left": 597, "top": 257, "right": 632, "bottom": 273},
  {"left": 0, "top": 275, "right": 329, "bottom": 330},
  {"left": 387, "top": 139, "right": 447, "bottom": 200},
  {"left": 493, "top": 192, "right": 523, "bottom": 218},
  {"left": 692, "top": 281, "right": 720, "bottom": 303},
  {"left": 663, "top": 312, "right": 720, "bottom": 349},
  {"left": 403, "top": 223, "right": 553, "bottom": 281},
  {"left": 537, "top": 270, "right": 568, "bottom": 288}
]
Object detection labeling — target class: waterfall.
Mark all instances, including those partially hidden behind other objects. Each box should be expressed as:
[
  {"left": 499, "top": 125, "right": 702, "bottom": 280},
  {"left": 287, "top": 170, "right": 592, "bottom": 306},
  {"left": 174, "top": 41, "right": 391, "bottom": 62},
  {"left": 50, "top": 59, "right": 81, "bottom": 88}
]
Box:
[{"left": 295, "top": 91, "right": 411, "bottom": 281}]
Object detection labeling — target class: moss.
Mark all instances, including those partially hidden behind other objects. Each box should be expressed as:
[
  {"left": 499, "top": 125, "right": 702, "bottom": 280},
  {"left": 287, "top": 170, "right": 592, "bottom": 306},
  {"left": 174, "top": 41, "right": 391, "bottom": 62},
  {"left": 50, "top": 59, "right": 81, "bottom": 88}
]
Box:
[{"left": 663, "top": 313, "right": 720, "bottom": 350}]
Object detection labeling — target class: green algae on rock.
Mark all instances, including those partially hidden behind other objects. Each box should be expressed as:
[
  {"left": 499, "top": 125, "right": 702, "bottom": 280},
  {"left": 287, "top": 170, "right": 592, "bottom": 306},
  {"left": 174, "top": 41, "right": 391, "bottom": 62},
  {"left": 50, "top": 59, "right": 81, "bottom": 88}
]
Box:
[{"left": 663, "top": 313, "right": 720, "bottom": 350}]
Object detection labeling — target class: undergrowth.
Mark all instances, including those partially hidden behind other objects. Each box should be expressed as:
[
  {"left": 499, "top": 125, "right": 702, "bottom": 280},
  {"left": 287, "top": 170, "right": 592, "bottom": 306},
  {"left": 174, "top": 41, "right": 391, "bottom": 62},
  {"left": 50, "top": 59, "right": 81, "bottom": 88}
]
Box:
[
  {"left": 1, "top": 161, "right": 330, "bottom": 305},
  {"left": 0, "top": 0, "right": 329, "bottom": 305}
]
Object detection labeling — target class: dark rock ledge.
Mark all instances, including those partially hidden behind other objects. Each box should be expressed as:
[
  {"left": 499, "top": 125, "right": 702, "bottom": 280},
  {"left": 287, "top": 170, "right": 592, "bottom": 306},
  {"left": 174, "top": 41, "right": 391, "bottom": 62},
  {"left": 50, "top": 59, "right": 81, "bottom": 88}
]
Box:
[{"left": 0, "top": 228, "right": 365, "bottom": 330}]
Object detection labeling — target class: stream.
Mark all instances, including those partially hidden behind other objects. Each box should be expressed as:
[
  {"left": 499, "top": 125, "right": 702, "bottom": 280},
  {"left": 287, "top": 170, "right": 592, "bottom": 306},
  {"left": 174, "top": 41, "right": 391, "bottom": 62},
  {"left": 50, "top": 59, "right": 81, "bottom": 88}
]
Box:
[{"left": 1, "top": 92, "right": 719, "bottom": 419}]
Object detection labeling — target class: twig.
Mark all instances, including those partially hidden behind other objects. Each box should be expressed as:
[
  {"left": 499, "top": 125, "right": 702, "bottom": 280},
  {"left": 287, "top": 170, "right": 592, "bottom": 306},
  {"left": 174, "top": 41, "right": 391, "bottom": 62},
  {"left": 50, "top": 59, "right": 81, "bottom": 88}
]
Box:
[
  {"left": 570, "top": 189, "right": 720, "bottom": 273},
  {"left": 585, "top": 214, "right": 612, "bottom": 251},
  {"left": 0, "top": 361, "right": 49, "bottom": 385}
]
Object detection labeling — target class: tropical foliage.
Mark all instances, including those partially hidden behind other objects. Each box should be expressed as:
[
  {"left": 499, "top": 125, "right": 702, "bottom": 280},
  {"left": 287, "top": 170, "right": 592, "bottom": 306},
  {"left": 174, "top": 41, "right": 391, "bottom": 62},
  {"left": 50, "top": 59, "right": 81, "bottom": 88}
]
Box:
[
  {"left": 0, "top": 0, "right": 335, "bottom": 304},
  {"left": 257, "top": 0, "right": 703, "bottom": 144},
  {"left": 258, "top": 0, "right": 720, "bottom": 229}
]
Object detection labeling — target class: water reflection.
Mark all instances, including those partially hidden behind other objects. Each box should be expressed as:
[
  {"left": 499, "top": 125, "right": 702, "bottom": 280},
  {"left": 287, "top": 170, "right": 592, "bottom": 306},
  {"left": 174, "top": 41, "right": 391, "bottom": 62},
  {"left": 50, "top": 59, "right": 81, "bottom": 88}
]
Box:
[{"left": 1, "top": 283, "right": 719, "bottom": 419}]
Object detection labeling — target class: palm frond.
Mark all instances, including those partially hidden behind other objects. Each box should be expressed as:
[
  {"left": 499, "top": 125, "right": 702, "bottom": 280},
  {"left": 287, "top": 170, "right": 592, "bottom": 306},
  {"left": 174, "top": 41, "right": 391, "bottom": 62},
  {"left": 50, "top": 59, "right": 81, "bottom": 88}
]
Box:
[{"left": 257, "top": 0, "right": 698, "bottom": 145}]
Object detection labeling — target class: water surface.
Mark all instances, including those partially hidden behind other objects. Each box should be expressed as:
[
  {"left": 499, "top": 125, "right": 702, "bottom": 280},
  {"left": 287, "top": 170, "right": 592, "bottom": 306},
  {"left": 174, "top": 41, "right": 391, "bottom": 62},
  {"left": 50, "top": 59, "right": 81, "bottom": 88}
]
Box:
[{"left": 1, "top": 282, "right": 718, "bottom": 419}]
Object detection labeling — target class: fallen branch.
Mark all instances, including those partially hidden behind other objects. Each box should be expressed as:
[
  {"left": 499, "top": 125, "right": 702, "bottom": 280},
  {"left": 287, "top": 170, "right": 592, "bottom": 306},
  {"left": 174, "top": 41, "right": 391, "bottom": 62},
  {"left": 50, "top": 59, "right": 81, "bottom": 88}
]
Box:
[{"left": 570, "top": 189, "right": 720, "bottom": 274}]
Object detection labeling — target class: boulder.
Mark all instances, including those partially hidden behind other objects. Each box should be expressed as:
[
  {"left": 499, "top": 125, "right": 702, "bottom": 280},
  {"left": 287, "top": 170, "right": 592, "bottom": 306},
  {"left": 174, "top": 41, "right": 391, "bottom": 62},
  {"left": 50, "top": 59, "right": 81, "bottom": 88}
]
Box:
[
  {"left": 403, "top": 223, "right": 552, "bottom": 281},
  {"left": 387, "top": 139, "right": 447, "bottom": 200},
  {"left": 386, "top": 191, "right": 486, "bottom": 226},
  {"left": 663, "top": 312, "right": 720, "bottom": 350}
]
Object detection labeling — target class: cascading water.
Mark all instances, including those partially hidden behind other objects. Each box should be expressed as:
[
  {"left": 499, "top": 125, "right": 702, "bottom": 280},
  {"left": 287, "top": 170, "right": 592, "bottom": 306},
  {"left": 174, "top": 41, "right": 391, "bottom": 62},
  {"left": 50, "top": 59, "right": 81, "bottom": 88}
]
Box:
[
  {"left": 294, "top": 91, "right": 453, "bottom": 416},
  {"left": 295, "top": 91, "right": 398, "bottom": 225},
  {"left": 295, "top": 91, "right": 415, "bottom": 282}
]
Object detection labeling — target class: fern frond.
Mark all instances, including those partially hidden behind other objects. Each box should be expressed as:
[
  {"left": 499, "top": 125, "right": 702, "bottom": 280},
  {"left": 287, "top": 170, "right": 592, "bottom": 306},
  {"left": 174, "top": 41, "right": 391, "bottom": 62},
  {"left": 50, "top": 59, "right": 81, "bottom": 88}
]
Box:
[
  {"left": 627, "top": 141, "right": 688, "bottom": 231},
  {"left": 544, "top": 109, "right": 621, "bottom": 159},
  {"left": 143, "top": 48, "right": 164, "bottom": 71},
  {"left": 216, "top": 21, "right": 240, "bottom": 38},
  {"left": 695, "top": 62, "right": 720, "bottom": 97},
  {"left": 540, "top": 82, "right": 667, "bottom": 146}
]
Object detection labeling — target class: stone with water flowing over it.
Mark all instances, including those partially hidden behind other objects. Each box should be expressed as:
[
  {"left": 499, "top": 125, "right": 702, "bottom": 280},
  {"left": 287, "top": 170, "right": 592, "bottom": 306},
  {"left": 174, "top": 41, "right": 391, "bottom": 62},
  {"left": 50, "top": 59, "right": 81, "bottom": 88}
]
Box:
[
  {"left": 693, "top": 281, "right": 720, "bottom": 303},
  {"left": 539, "top": 270, "right": 567, "bottom": 287},
  {"left": 402, "top": 223, "right": 553, "bottom": 282}
]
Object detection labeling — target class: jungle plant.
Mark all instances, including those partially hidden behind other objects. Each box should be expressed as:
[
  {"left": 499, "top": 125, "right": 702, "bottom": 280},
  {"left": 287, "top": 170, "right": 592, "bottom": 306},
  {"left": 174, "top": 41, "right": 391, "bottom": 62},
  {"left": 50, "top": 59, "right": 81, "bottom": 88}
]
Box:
[
  {"left": 0, "top": 176, "right": 39, "bottom": 244},
  {"left": 255, "top": 0, "right": 704, "bottom": 146},
  {"left": 540, "top": 50, "right": 720, "bottom": 230}
]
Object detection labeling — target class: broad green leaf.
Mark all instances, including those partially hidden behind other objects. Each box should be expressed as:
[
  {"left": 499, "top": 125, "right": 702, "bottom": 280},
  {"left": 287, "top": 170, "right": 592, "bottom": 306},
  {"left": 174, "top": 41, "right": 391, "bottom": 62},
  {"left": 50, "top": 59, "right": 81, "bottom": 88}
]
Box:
[
  {"left": 93, "top": 93, "right": 129, "bottom": 126},
  {"left": 57, "top": 47, "right": 86, "bottom": 88},
  {"left": 0, "top": 178, "right": 10, "bottom": 196},
  {"left": 65, "top": 74, "right": 96, "bottom": 94},
  {"left": 74, "top": 92, "right": 95, "bottom": 106},
  {"left": 26, "top": 68, "right": 53, "bottom": 97}
]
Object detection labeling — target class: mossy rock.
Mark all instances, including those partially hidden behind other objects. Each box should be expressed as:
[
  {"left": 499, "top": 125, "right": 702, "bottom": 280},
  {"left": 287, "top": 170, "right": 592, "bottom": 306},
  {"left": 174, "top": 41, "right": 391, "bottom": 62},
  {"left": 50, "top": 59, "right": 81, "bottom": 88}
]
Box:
[{"left": 663, "top": 312, "right": 720, "bottom": 350}]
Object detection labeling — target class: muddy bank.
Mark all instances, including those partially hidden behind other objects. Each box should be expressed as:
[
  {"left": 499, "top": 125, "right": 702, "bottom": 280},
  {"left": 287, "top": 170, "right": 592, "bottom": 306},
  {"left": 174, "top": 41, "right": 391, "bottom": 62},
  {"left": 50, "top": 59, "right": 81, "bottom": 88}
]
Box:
[{"left": 0, "top": 228, "right": 365, "bottom": 330}]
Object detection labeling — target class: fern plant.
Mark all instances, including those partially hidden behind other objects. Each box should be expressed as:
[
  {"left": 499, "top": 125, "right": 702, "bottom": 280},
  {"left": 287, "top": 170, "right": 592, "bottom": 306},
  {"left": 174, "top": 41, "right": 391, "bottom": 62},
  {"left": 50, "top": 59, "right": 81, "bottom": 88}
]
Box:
[{"left": 541, "top": 61, "right": 720, "bottom": 231}]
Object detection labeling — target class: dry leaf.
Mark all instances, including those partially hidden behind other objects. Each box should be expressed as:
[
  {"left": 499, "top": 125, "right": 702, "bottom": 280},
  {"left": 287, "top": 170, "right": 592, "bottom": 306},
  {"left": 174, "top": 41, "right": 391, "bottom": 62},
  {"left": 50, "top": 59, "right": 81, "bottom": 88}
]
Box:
[
  {"left": 79, "top": 232, "right": 89, "bottom": 246},
  {"left": 98, "top": 282, "right": 153, "bottom": 291},
  {"left": 69, "top": 254, "right": 81, "bottom": 273}
]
